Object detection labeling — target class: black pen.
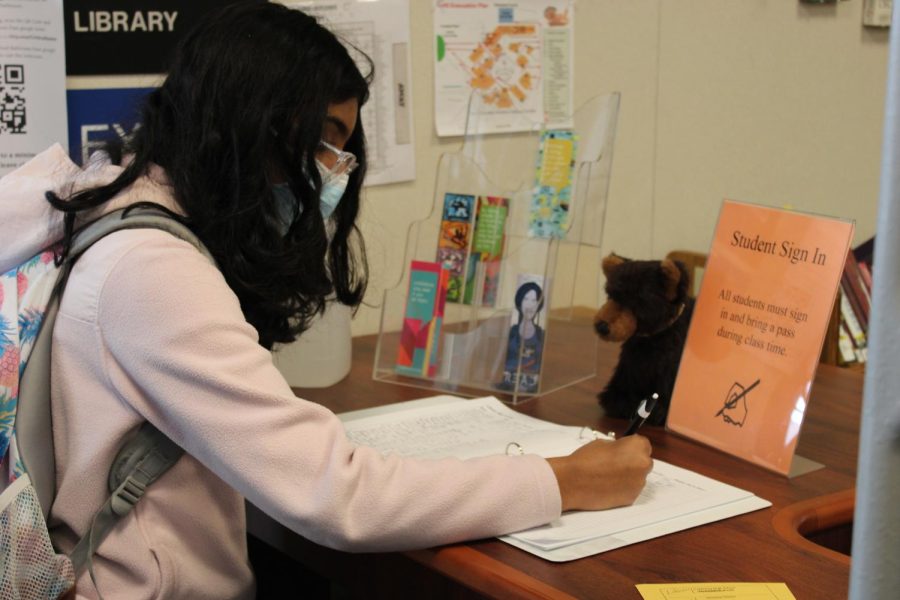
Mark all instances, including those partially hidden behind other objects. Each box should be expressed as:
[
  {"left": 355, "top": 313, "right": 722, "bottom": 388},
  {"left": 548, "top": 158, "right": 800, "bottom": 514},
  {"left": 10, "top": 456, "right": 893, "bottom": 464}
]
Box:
[{"left": 623, "top": 393, "right": 658, "bottom": 437}]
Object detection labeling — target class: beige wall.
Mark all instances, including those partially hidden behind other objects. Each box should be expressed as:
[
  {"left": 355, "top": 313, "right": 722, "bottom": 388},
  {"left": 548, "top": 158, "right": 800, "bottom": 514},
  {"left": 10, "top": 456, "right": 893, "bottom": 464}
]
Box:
[{"left": 350, "top": 0, "right": 889, "bottom": 335}]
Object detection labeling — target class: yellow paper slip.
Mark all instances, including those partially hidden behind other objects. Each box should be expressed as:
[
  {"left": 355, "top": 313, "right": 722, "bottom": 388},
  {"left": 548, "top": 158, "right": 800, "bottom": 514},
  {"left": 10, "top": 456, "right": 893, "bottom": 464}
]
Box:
[{"left": 636, "top": 583, "right": 796, "bottom": 600}]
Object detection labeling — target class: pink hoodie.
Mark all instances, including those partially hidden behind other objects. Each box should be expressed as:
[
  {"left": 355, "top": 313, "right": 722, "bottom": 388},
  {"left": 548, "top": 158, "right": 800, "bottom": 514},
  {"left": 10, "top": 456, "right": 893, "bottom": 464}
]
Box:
[{"left": 0, "top": 146, "right": 562, "bottom": 600}]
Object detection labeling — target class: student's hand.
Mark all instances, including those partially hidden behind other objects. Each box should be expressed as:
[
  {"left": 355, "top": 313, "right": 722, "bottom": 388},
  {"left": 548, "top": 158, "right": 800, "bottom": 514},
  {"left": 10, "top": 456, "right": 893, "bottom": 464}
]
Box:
[{"left": 546, "top": 435, "right": 653, "bottom": 512}]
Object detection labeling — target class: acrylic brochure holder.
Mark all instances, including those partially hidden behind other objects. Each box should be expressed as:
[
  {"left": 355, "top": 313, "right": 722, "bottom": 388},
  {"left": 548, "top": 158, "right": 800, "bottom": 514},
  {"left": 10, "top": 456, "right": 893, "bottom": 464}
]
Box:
[{"left": 374, "top": 92, "right": 621, "bottom": 403}]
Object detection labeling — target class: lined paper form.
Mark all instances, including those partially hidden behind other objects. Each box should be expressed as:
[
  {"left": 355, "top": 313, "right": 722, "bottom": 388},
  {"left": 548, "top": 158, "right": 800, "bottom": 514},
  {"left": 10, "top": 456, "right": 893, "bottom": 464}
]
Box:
[{"left": 340, "top": 396, "right": 770, "bottom": 561}]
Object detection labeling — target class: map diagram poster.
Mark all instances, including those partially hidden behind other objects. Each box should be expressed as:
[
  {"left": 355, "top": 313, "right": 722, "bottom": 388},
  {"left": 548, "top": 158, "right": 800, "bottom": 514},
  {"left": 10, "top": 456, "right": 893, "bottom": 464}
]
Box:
[
  {"left": 0, "top": 0, "right": 67, "bottom": 176},
  {"left": 434, "top": 0, "right": 573, "bottom": 137},
  {"left": 288, "top": 0, "right": 415, "bottom": 186}
]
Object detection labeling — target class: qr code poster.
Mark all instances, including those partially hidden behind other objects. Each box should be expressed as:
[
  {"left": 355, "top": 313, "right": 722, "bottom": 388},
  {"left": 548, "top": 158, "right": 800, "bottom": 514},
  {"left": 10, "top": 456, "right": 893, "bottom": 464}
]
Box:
[
  {"left": 0, "top": 64, "right": 27, "bottom": 135},
  {"left": 0, "top": 0, "right": 67, "bottom": 176}
]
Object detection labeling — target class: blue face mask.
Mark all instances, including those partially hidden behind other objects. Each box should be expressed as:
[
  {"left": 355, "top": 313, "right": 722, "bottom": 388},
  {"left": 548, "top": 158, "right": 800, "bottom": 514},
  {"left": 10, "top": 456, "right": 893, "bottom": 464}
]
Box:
[
  {"left": 272, "top": 160, "right": 349, "bottom": 234},
  {"left": 316, "top": 160, "right": 349, "bottom": 220},
  {"left": 272, "top": 183, "right": 299, "bottom": 235}
]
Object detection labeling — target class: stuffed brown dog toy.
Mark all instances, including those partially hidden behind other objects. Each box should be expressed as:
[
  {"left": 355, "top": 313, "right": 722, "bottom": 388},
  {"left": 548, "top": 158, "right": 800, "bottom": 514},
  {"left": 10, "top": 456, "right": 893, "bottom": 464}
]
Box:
[{"left": 595, "top": 253, "right": 694, "bottom": 426}]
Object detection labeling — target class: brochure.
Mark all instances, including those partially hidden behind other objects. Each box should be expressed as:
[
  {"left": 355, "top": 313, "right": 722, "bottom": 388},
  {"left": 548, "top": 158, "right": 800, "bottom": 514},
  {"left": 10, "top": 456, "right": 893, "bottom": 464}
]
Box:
[{"left": 395, "top": 261, "right": 449, "bottom": 378}]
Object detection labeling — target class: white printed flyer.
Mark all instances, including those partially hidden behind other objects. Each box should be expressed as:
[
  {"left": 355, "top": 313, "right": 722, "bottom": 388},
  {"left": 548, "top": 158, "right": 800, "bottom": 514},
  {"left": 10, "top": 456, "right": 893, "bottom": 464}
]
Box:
[
  {"left": 434, "top": 0, "right": 573, "bottom": 137},
  {"left": 287, "top": 0, "right": 415, "bottom": 186}
]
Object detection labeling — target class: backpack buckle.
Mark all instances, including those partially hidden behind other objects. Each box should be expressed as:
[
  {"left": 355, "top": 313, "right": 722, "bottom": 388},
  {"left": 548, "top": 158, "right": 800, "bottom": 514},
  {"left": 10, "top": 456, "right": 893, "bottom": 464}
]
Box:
[{"left": 110, "top": 475, "right": 147, "bottom": 516}]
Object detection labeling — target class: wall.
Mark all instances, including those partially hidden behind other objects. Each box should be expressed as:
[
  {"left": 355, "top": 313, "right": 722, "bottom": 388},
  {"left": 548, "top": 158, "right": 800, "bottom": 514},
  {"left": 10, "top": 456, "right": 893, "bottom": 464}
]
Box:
[{"left": 350, "top": 0, "right": 889, "bottom": 336}]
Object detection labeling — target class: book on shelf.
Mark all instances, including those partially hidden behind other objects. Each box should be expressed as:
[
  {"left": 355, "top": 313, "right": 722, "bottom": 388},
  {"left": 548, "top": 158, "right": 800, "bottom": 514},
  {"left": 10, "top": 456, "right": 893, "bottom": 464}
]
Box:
[
  {"left": 841, "top": 249, "right": 869, "bottom": 330},
  {"left": 838, "top": 290, "right": 867, "bottom": 364},
  {"left": 837, "top": 321, "right": 857, "bottom": 365},
  {"left": 839, "top": 290, "right": 866, "bottom": 349},
  {"left": 854, "top": 235, "right": 875, "bottom": 270},
  {"left": 857, "top": 260, "right": 873, "bottom": 295},
  {"left": 835, "top": 240, "right": 877, "bottom": 368}
]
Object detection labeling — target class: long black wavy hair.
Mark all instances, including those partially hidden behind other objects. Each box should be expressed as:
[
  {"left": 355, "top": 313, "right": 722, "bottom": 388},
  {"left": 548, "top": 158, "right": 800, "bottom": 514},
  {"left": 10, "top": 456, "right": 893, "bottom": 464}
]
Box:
[{"left": 47, "top": 1, "right": 371, "bottom": 349}]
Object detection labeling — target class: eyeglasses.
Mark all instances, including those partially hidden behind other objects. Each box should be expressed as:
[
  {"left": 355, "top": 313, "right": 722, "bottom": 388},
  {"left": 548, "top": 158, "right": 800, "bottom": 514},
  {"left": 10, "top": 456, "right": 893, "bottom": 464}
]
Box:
[{"left": 317, "top": 140, "right": 358, "bottom": 179}]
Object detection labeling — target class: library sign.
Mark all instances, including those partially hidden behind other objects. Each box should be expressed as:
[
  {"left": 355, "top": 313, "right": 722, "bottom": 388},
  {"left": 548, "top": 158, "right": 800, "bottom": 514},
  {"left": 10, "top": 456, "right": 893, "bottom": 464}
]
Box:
[{"left": 64, "top": 0, "right": 244, "bottom": 75}]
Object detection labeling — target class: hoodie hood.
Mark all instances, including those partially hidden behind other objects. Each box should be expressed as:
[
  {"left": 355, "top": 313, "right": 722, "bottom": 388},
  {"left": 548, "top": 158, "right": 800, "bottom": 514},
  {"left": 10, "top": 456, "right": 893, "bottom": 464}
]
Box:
[{"left": 0, "top": 144, "right": 179, "bottom": 274}]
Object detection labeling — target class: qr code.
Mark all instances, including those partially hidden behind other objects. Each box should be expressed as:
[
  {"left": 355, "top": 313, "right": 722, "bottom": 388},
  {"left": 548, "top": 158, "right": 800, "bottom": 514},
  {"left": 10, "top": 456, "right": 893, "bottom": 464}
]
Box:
[{"left": 0, "top": 64, "right": 26, "bottom": 134}]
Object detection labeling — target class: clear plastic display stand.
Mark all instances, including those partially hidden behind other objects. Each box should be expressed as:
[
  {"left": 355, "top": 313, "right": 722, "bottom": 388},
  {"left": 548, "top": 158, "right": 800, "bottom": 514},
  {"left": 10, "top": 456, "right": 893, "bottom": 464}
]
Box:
[{"left": 374, "top": 92, "right": 621, "bottom": 403}]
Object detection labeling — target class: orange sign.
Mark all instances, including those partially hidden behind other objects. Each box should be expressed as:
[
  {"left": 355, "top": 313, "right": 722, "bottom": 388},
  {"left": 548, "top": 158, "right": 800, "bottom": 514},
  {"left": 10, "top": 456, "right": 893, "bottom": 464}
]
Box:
[{"left": 667, "top": 200, "right": 854, "bottom": 475}]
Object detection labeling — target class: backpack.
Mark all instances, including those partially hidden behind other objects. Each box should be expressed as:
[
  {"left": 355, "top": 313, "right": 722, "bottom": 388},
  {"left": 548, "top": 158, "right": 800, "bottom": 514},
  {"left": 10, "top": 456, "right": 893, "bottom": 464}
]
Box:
[{"left": 1, "top": 206, "right": 213, "bottom": 599}]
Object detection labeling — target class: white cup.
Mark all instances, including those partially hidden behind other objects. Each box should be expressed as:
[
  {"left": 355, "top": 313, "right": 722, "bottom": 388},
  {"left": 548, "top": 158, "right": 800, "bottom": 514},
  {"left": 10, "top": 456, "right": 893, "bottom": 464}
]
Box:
[{"left": 273, "top": 301, "right": 352, "bottom": 388}]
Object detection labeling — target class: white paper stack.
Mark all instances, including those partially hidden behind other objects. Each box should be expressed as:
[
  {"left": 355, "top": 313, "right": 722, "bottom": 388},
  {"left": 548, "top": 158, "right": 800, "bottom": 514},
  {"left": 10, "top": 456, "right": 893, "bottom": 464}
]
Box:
[{"left": 339, "top": 396, "right": 770, "bottom": 561}]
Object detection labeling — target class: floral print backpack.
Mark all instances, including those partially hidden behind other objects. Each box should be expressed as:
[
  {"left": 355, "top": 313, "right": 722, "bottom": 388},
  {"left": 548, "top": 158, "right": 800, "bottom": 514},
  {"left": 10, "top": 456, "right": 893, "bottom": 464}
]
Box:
[{"left": 0, "top": 207, "right": 210, "bottom": 599}]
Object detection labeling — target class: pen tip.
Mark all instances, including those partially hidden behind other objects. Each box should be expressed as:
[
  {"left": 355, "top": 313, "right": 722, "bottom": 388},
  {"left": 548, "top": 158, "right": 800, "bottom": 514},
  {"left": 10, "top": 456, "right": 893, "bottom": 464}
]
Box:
[{"left": 651, "top": 393, "right": 659, "bottom": 399}]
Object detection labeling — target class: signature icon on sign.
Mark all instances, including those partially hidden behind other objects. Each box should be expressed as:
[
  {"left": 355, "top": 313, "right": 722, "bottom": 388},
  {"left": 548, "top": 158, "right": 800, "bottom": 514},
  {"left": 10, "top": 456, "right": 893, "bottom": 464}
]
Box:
[{"left": 715, "top": 378, "right": 761, "bottom": 427}]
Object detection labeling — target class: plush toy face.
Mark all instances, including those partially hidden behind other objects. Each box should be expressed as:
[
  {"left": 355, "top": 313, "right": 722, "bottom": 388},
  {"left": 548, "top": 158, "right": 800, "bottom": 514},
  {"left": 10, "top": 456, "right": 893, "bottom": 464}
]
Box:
[{"left": 594, "top": 254, "right": 688, "bottom": 342}]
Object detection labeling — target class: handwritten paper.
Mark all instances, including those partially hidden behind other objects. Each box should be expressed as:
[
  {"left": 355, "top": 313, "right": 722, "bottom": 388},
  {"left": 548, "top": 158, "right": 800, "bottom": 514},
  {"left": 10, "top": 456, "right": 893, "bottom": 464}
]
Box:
[
  {"left": 512, "top": 463, "right": 754, "bottom": 551},
  {"left": 341, "top": 396, "right": 770, "bottom": 561},
  {"left": 344, "top": 397, "right": 587, "bottom": 460}
]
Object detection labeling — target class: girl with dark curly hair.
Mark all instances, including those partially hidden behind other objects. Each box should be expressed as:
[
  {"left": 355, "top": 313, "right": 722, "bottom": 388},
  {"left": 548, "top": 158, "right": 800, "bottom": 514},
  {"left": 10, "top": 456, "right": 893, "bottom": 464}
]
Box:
[{"left": 0, "top": 3, "right": 651, "bottom": 597}]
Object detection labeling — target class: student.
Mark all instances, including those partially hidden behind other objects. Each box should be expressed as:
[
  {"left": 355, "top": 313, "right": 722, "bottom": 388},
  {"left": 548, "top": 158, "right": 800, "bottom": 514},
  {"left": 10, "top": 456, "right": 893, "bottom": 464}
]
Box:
[{"left": 0, "top": 2, "right": 651, "bottom": 598}]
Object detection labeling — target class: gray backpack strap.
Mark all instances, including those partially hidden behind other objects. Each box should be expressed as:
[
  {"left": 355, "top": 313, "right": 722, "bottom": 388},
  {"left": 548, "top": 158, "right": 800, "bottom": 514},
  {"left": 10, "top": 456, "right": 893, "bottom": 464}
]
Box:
[
  {"left": 69, "top": 423, "right": 183, "bottom": 577},
  {"left": 15, "top": 205, "right": 214, "bottom": 577},
  {"left": 67, "top": 206, "right": 216, "bottom": 266},
  {"left": 16, "top": 282, "right": 62, "bottom": 517}
]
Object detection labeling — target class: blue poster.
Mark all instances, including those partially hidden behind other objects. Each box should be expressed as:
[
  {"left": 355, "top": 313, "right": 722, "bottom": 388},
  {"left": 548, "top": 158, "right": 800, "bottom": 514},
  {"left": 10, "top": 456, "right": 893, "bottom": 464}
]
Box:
[{"left": 66, "top": 87, "right": 154, "bottom": 165}]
